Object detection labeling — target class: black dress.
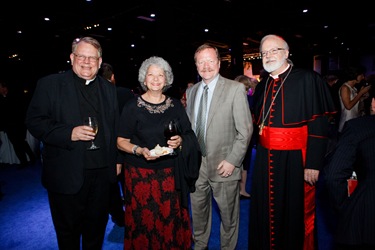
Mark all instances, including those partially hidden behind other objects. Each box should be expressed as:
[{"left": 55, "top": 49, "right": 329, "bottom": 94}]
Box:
[{"left": 118, "top": 95, "right": 200, "bottom": 250}]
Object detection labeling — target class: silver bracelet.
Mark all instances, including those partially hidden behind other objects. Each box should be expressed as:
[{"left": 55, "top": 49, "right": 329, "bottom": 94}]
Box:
[{"left": 132, "top": 145, "right": 140, "bottom": 156}]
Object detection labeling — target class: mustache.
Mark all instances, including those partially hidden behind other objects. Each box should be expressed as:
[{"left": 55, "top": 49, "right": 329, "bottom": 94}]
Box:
[
  {"left": 265, "top": 59, "right": 276, "bottom": 64},
  {"left": 201, "top": 67, "right": 213, "bottom": 72}
]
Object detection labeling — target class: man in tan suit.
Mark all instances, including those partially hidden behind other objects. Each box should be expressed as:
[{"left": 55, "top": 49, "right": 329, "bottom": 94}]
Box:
[{"left": 186, "top": 44, "right": 253, "bottom": 250}]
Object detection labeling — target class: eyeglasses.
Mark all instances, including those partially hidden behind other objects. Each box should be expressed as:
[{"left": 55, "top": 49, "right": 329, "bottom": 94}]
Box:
[
  {"left": 260, "top": 48, "right": 285, "bottom": 57},
  {"left": 196, "top": 59, "right": 218, "bottom": 66},
  {"left": 73, "top": 53, "right": 99, "bottom": 62}
]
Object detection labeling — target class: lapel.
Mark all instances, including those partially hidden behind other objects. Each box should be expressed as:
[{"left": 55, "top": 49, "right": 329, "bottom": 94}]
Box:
[
  {"left": 189, "top": 83, "right": 200, "bottom": 130},
  {"left": 61, "top": 70, "right": 83, "bottom": 125},
  {"left": 206, "top": 76, "right": 225, "bottom": 129},
  {"left": 97, "top": 78, "right": 110, "bottom": 132}
]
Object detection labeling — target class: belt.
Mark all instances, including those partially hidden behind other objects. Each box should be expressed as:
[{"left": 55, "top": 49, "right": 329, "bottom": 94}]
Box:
[{"left": 259, "top": 125, "right": 307, "bottom": 150}]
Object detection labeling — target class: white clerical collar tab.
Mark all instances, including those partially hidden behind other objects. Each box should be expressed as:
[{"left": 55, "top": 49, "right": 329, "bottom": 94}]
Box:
[
  {"left": 270, "top": 64, "right": 291, "bottom": 79},
  {"left": 85, "top": 78, "right": 96, "bottom": 85}
]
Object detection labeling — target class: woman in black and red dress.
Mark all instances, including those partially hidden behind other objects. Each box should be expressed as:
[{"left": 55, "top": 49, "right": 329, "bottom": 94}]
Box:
[{"left": 117, "top": 56, "right": 200, "bottom": 250}]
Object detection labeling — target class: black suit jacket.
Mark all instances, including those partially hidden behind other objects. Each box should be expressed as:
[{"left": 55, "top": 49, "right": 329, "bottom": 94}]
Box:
[
  {"left": 26, "top": 70, "right": 119, "bottom": 194},
  {"left": 325, "top": 115, "right": 375, "bottom": 246}
]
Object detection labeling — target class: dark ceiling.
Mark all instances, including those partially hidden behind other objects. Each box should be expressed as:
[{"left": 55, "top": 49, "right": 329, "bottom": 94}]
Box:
[{"left": 1, "top": 0, "right": 374, "bottom": 90}]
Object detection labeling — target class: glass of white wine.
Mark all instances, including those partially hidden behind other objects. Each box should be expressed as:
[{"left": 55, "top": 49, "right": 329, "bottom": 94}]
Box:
[{"left": 84, "top": 116, "right": 100, "bottom": 150}]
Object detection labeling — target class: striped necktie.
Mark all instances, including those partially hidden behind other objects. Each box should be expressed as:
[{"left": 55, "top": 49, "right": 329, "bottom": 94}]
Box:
[{"left": 196, "top": 85, "right": 208, "bottom": 156}]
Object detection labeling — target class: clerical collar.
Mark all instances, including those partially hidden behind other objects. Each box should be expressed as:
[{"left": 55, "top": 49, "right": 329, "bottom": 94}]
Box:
[
  {"left": 270, "top": 64, "right": 291, "bottom": 79},
  {"left": 73, "top": 72, "right": 96, "bottom": 85},
  {"left": 85, "top": 78, "right": 96, "bottom": 85}
]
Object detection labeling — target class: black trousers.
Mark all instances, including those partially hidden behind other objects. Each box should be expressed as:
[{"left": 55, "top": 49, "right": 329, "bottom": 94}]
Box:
[
  {"left": 48, "top": 168, "right": 111, "bottom": 250},
  {"left": 109, "top": 178, "right": 124, "bottom": 221}
]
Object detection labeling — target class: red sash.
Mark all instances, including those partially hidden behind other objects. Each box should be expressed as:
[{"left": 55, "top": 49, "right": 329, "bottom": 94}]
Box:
[
  {"left": 259, "top": 126, "right": 315, "bottom": 250},
  {"left": 259, "top": 126, "right": 307, "bottom": 152}
]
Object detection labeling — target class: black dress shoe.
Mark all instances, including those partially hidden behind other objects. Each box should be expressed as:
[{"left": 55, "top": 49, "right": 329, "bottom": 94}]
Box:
[
  {"left": 240, "top": 194, "right": 251, "bottom": 200},
  {"left": 111, "top": 216, "right": 125, "bottom": 227}
]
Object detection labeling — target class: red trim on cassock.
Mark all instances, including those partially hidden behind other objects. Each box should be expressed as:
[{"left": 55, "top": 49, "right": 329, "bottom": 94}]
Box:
[{"left": 260, "top": 125, "right": 315, "bottom": 250}]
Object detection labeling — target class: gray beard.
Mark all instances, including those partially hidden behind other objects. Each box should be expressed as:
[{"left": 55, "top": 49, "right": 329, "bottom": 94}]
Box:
[{"left": 263, "top": 60, "right": 284, "bottom": 73}]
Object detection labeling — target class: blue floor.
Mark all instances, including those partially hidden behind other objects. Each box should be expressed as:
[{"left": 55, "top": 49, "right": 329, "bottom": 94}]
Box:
[
  {"left": 0, "top": 147, "right": 334, "bottom": 249},
  {"left": 0, "top": 160, "right": 251, "bottom": 250}
]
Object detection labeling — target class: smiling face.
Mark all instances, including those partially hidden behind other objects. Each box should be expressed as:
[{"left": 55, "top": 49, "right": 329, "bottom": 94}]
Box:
[
  {"left": 70, "top": 41, "right": 102, "bottom": 80},
  {"left": 195, "top": 48, "right": 220, "bottom": 83},
  {"left": 260, "top": 36, "right": 289, "bottom": 75},
  {"left": 144, "top": 64, "right": 166, "bottom": 92}
]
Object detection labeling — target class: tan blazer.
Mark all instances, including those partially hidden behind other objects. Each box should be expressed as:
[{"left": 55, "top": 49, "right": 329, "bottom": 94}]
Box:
[{"left": 186, "top": 75, "right": 253, "bottom": 182}]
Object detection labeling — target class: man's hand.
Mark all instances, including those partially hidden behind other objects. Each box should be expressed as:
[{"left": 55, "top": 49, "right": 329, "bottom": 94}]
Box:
[
  {"left": 71, "top": 125, "right": 95, "bottom": 141},
  {"left": 217, "top": 160, "right": 235, "bottom": 178},
  {"left": 304, "top": 169, "right": 319, "bottom": 185}
]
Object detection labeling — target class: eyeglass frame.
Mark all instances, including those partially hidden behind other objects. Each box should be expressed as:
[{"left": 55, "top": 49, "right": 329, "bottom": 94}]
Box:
[
  {"left": 260, "top": 48, "right": 286, "bottom": 57},
  {"left": 196, "top": 59, "right": 219, "bottom": 66},
  {"left": 73, "top": 53, "right": 100, "bottom": 62}
]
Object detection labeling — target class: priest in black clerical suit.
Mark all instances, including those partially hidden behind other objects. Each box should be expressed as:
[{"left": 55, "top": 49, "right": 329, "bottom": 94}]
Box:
[{"left": 25, "top": 37, "right": 120, "bottom": 249}]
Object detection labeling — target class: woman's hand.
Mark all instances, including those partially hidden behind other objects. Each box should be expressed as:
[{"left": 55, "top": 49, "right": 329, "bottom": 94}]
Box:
[
  {"left": 167, "top": 135, "right": 182, "bottom": 149},
  {"left": 359, "top": 85, "right": 371, "bottom": 99},
  {"left": 139, "top": 147, "right": 160, "bottom": 161}
]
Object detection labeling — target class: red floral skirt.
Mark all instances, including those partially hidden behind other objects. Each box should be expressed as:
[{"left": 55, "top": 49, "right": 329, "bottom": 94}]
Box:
[{"left": 123, "top": 164, "right": 192, "bottom": 250}]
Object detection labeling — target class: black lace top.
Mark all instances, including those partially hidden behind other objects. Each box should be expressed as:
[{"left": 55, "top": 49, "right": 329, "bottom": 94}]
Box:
[{"left": 118, "top": 95, "right": 193, "bottom": 169}]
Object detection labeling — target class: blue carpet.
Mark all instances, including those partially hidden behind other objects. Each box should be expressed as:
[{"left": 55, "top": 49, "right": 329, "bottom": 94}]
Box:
[
  {"left": 0, "top": 148, "right": 334, "bottom": 249},
  {"left": 0, "top": 160, "right": 250, "bottom": 250}
]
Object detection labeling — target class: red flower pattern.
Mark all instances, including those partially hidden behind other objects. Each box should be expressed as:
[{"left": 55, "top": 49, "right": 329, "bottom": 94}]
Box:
[
  {"left": 141, "top": 208, "right": 154, "bottom": 231},
  {"left": 133, "top": 234, "right": 149, "bottom": 249},
  {"left": 151, "top": 179, "right": 161, "bottom": 204},
  {"left": 160, "top": 200, "right": 171, "bottom": 219},
  {"left": 135, "top": 181, "right": 151, "bottom": 206},
  {"left": 162, "top": 175, "right": 174, "bottom": 192},
  {"left": 124, "top": 164, "right": 192, "bottom": 250}
]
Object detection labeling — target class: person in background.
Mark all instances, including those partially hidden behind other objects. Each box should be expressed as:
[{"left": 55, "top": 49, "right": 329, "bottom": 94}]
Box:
[
  {"left": 234, "top": 74, "right": 258, "bottom": 199},
  {"left": 180, "top": 81, "right": 195, "bottom": 108},
  {"left": 117, "top": 56, "right": 200, "bottom": 250},
  {"left": 363, "top": 73, "right": 375, "bottom": 115},
  {"left": 325, "top": 73, "right": 341, "bottom": 125},
  {"left": 25, "top": 37, "right": 121, "bottom": 249},
  {"left": 324, "top": 73, "right": 342, "bottom": 153},
  {"left": 185, "top": 44, "right": 253, "bottom": 250},
  {"left": 325, "top": 86, "right": 375, "bottom": 250},
  {"left": 249, "top": 34, "right": 336, "bottom": 250},
  {"left": 99, "top": 62, "right": 134, "bottom": 227},
  {"left": 338, "top": 66, "right": 371, "bottom": 134},
  {"left": 0, "top": 80, "right": 36, "bottom": 168},
  {"left": 99, "top": 62, "right": 135, "bottom": 114}
]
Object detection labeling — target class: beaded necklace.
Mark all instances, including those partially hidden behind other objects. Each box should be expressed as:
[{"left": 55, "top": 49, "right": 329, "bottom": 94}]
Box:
[{"left": 259, "top": 65, "right": 293, "bottom": 135}]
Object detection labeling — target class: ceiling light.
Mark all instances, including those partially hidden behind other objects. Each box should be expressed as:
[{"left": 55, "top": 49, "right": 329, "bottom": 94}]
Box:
[{"left": 137, "top": 16, "right": 155, "bottom": 22}]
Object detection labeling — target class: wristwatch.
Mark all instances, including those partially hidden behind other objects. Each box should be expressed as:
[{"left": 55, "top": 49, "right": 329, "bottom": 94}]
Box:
[{"left": 132, "top": 145, "right": 140, "bottom": 156}]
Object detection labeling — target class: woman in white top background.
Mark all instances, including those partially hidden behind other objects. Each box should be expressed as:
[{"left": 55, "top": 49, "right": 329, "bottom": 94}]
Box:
[{"left": 338, "top": 66, "right": 371, "bottom": 133}]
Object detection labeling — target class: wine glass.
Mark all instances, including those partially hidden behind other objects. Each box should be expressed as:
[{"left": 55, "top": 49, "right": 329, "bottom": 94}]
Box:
[
  {"left": 84, "top": 116, "right": 100, "bottom": 150},
  {"left": 164, "top": 120, "right": 178, "bottom": 145}
]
